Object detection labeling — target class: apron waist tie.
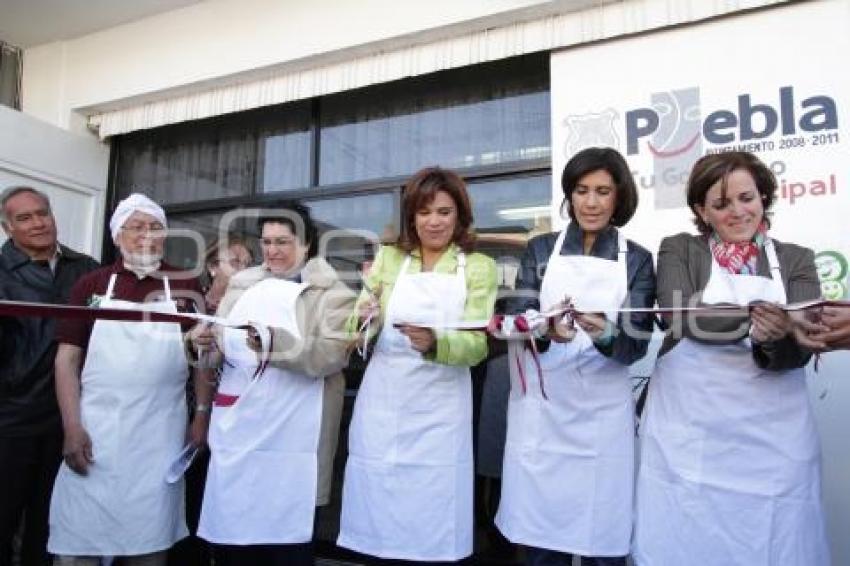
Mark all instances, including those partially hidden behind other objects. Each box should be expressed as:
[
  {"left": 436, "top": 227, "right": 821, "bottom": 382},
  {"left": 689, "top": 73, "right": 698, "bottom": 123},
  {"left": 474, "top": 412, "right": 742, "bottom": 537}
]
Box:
[{"left": 214, "top": 392, "right": 240, "bottom": 407}]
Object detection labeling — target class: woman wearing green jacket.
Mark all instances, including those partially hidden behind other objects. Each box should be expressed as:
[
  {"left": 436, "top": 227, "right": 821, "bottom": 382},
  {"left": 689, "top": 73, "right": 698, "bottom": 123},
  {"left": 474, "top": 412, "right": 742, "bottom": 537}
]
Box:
[{"left": 338, "top": 166, "right": 497, "bottom": 563}]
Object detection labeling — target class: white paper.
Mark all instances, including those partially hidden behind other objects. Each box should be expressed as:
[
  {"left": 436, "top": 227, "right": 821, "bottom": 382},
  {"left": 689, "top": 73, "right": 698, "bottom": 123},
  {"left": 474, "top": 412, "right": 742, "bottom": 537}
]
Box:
[{"left": 165, "top": 443, "right": 200, "bottom": 484}]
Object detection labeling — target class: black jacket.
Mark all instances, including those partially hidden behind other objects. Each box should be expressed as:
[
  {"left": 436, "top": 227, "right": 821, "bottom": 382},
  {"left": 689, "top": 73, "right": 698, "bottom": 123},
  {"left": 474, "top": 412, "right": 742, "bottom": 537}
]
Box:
[
  {"left": 507, "top": 223, "right": 656, "bottom": 365},
  {"left": 0, "top": 240, "right": 99, "bottom": 436}
]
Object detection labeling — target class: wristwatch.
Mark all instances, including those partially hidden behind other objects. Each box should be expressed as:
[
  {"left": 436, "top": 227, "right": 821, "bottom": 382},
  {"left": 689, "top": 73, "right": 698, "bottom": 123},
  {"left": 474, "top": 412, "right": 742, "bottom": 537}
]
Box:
[{"left": 194, "top": 404, "right": 211, "bottom": 414}]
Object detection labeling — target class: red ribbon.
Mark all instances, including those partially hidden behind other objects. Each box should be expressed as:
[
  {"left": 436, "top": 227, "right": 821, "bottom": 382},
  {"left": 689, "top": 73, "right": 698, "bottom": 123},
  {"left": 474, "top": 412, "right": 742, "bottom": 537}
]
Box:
[
  {"left": 502, "top": 314, "right": 547, "bottom": 400},
  {"left": 486, "top": 314, "right": 504, "bottom": 336},
  {"left": 253, "top": 329, "right": 273, "bottom": 380},
  {"left": 214, "top": 392, "right": 240, "bottom": 407},
  {"left": 0, "top": 299, "right": 271, "bottom": 379},
  {"left": 0, "top": 298, "right": 198, "bottom": 324}
]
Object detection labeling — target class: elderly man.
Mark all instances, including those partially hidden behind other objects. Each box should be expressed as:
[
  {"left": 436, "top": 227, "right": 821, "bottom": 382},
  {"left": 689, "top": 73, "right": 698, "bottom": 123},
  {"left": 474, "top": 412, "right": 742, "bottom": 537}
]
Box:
[
  {"left": 189, "top": 203, "right": 355, "bottom": 566},
  {"left": 0, "top": 186, "right": 98, "bottom": 566},
  {"left": 49, "top": 193, "right": 208, "bottom": 566}
]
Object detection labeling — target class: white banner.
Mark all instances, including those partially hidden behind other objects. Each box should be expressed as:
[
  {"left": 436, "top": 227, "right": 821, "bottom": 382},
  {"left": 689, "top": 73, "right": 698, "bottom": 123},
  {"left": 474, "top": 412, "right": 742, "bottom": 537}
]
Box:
[{"left": 551, "top": 0, "right": 850, "bottom": 562}]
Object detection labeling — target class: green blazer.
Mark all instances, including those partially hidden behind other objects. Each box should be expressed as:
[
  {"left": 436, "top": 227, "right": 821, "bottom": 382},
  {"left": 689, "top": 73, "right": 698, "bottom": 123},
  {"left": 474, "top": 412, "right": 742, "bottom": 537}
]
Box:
[{"left": 349, "top": 243, "right": 497, "bottom": 367}]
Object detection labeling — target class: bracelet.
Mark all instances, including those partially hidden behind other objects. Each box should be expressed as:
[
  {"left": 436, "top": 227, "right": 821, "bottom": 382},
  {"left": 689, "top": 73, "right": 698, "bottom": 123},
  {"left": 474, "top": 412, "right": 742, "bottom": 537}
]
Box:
[{"left": 194, "top": 404, "right": 211, "bottom": 414}]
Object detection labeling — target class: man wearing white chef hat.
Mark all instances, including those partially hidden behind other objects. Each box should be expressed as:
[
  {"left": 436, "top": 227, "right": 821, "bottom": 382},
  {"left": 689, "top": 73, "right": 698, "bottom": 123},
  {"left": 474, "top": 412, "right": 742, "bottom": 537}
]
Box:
[{"left": 49, "top": 193, "right": 210, "bottom": 566}]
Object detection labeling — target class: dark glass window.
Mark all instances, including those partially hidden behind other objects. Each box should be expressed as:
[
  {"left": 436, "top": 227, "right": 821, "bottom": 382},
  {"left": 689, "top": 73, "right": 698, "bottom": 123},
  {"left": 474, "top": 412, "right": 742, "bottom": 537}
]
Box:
[
  {"left": 0, "top": 41, "right": 22, "bottom": 110},
  {"left": 114, "top": 102, "right": 312, "bottom": 205},
  {"left": 259, "top": 117, "right": 313, "bottom": 193},
  {"left": 164, "top": 211, "right": 256, "bottom": 277},
  {"left": 319, "top": 55, "right": 550, "bottom": 186},
  {"left": 468, "top": 173, "right": 552, "bottom": 288},
  {"left": 163, "top": 192, "right": 400, "bottom": 280},
  {"left": 307, "top": 192, "right": 400, "bottom": 279},
  {"left": 111, "top": 53, "right": 551, "bottom": 276}
]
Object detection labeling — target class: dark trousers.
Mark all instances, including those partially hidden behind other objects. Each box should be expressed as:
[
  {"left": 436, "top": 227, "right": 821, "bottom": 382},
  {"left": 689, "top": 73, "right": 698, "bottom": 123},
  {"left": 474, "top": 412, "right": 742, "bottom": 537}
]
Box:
[
  {"left": 214, "top": 542, "right": 313, "bottom": 566},
  {"left": 524, "top": 546, "right": 626, "bottom": 566},
  {"left": 351, "top": 553, "right": 473, "bottom": 565},
  {"left": 0, "top": 431, "right": 63, "bottom": 566},
  {"left": 166, "top": 450, "right": 211, "bottom": 566}
]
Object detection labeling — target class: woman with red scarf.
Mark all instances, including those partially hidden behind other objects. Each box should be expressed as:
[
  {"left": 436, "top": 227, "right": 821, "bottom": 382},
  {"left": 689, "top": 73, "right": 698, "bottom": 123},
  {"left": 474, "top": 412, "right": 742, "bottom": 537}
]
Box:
[{"left": 633, "top": 151, "right": 829, "bottom": 566}]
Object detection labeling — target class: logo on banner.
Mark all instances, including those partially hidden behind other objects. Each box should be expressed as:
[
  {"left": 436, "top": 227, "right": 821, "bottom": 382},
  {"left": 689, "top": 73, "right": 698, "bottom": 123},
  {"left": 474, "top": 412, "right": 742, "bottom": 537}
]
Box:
[
  {"left": 625, "top": 86, "right": 838, "bottom": 155},
  {"left": 562, "top": 109, "right": 619, "bottom": 157},
  {"left": 816, "top": 250, "right": 849, "bottom": 300},
  {"left": 559, "top": 86, "right": 840, "bottom": 210},
  {"left": 625, "top": 88, "right": 702, "bottom": 208},
  {"left": 620, "top": 86, "right": 840, "bottom": 209}
]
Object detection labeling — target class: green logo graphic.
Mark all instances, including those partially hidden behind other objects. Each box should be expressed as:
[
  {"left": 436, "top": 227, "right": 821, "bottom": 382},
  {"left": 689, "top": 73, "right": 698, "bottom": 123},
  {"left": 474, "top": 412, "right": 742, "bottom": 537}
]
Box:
[{"left": 814, "top": 250, "right": 849, "bottom": 300}]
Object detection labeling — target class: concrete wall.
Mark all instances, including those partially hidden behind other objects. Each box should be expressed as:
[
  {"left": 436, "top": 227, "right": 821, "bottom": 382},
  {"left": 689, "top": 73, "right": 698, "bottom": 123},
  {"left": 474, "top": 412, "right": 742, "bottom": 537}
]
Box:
[
  {"left": 20, "top": 0, "right": 568, "bottom": 131},
  {"left": 0, "top": 104, "right": 109, "bottom": 257}
]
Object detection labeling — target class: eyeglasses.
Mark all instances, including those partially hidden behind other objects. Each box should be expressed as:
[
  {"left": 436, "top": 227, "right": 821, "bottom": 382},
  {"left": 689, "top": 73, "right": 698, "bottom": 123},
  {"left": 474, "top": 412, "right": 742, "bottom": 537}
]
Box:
[
  {"left": 121, "top": 222, "right": 166, "bottom": 236},
  {"left": 261, "top": 237, "right": 297, "bottom": 248}
]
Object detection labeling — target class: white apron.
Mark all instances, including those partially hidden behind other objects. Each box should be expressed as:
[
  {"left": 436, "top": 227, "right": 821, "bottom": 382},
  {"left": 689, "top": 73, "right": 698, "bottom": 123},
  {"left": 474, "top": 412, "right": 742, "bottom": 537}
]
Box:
[
  {"left": 496, "top": 228, "right": 634, "bottom": 556},
  {"left": 198, "top": 277, "right": 324, "bottom": 545},
  {"left": 49, "top": 274, "right": 189, "bottom": 556},
  {"left": 338, "top": 253, "right": 473, "bottom": 561},
  {"left": 633, "top": 239, "right": 830, "bottom": 566}
]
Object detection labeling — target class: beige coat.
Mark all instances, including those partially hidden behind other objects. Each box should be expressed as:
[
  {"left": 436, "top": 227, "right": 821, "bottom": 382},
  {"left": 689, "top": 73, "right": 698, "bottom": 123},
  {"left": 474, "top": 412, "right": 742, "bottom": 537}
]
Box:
[{"left": 213, "top": 258, "right": 355, "bottom": 506}]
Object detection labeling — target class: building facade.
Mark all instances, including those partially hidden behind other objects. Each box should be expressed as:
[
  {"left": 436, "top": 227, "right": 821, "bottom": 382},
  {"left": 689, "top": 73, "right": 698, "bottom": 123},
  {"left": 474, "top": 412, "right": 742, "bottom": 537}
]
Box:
[{"left": 2, "top": 0, "right": 849, "bottom": 561}]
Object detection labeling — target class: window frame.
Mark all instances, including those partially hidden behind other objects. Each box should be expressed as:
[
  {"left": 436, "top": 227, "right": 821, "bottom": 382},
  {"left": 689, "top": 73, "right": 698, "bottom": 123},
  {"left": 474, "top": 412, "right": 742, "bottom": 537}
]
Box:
[{"left": 104, "top": 53, "right": 552, "bottom": 262}]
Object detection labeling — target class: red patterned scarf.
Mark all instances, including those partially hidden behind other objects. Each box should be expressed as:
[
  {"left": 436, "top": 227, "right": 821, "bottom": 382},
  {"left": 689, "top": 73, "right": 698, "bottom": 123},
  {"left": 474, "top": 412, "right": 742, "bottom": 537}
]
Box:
[{"left": 709, "top": 221, "right": 768, "bottom": 275}]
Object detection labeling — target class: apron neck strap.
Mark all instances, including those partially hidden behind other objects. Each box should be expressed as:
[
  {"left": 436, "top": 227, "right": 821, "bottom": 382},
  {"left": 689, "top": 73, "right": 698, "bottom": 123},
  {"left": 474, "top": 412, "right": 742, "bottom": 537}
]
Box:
[
  {"left": 456, "top": 251, "right": 466, "bottom": 278},
  {"left": 551, "top": 226, "right": 625, "bottom": 262},
  {"left": 162, "top": 276, "right": 172, "bottom": 301},
  {"left": 616, "top": 231, "right": 628, "bottom": 280},
  {"left": 403, "top": 250, "right": 466, "bottom": 277},
  {"left": 455, "top": 252, "right": 467, "bottom": 290},
  {"left": 707, "top": 238, "right": 784, "bottom": 289},
  {"left": 105, "top": 273, "right": 118, "bottom": 299},
  {"left": 764, "top": 239, "right": 782, "bottom": 280},
  {"left": 105, "top": 273, "right": 172, "bottom": 300},
  {"left": 552, "top": 227, "right": 569, "bottom": 258},
  {"left": 400, "top": 254, "right": 413, "bottom": 275}
]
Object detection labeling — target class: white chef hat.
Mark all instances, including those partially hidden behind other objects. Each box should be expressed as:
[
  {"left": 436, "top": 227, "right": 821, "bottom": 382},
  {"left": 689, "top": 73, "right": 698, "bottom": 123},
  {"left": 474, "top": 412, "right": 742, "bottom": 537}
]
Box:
[{"left": 109, "top": 193, "right": 167, "bottom": 241}]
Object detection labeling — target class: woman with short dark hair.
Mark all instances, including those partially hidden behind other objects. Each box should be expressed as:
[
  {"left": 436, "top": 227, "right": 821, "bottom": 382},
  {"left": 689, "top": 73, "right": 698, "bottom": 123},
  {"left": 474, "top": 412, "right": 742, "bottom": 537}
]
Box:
[
  {"left": 337, "top": 166, "right": 497, "bottom": 563},
  {"left": 633, "top": 151, "right": 829, "bottom": 566},
  {"left": 495, "top": 147, "right": 656, "bottom": 566}
]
